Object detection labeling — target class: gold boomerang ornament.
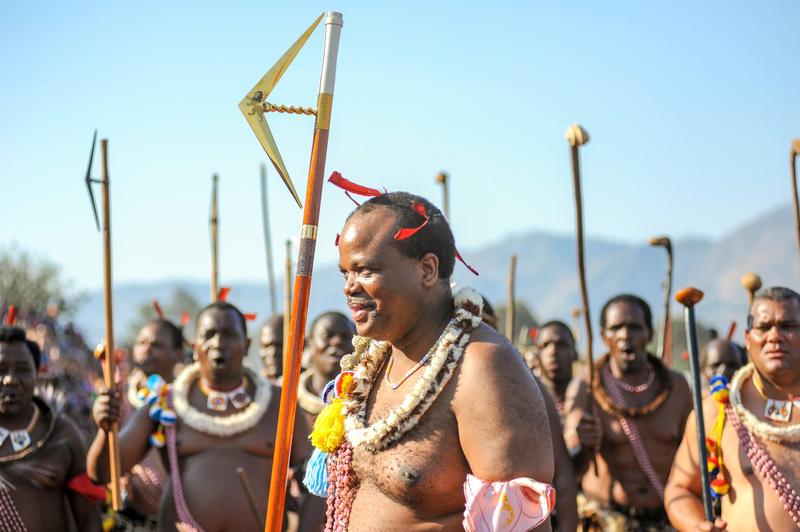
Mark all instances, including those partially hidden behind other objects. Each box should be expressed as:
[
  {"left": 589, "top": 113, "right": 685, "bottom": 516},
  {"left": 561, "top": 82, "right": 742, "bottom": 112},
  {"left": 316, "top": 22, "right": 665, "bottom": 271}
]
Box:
[{"left": 238, "top": 13, "right": 325, "bottom": 208}]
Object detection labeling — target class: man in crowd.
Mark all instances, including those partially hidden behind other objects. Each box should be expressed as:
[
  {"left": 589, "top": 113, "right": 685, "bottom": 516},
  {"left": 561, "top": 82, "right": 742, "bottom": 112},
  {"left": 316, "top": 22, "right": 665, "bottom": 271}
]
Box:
[
  {"left": 0, "top": 325, "right": 101, "bottom": 531},
  {"left": 259, "top": 314, "right": 284, "bottom": 382},
  {"left": 666, "top": 287, "right": 800, "bottom": 531},
  {"left": 535, "top": 320, "right": 579, "bottom": 419},
  {"left": 296, "top": 311, "right": 354, "bottom": 428},
  {"left": 564, "top": 294, "right": 692, "bottom": 530},
  {"left": 701, "top": 338, "right": 746, "bottom": 384},
  {"left": 88, "top": 301, "right": 322, "bottom": 531},
  {"left": 321, "top": 191, "right": 555, "bottom": 530}
]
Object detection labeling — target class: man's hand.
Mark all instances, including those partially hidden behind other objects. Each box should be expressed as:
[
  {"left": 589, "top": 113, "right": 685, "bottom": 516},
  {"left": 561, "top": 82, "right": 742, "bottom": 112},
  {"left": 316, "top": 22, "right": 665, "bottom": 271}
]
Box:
[
  {"left": 92, "top": 387, "right": 121, "bottom": 432},
  {"left": 575, "top": 412, "right": 602, "bottom": 450},
  {"left": 695, "top": 518, "right": 727, "bottom": 531}
]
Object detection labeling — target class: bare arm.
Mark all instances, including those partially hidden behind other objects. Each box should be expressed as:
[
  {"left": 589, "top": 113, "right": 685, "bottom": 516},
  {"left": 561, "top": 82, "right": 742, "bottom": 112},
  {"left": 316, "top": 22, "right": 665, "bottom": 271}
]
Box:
[
  {"left": 86, "top": 388, "right": 157, "bottom": 483},
  {"left": 536, "top": 376, "right": 578, "bottom": 531},
  {"left": 664, "top": 397, "right": 726, "bottom": 531},
  {"left": 562, "top": 378, "right": 601, "bottom": 476},
  {"left": 64, "top": 416, "right": 102, "bottom": 532},
  {"left": 454, "top": 328, "right": 554, "bottom": 530}
]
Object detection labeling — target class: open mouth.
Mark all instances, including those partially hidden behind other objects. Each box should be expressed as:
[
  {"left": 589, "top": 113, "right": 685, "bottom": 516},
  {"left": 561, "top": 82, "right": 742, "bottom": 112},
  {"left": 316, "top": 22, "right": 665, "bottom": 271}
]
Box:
[{"left": 348, "top": 300, "right": 375, "bottom": 323}]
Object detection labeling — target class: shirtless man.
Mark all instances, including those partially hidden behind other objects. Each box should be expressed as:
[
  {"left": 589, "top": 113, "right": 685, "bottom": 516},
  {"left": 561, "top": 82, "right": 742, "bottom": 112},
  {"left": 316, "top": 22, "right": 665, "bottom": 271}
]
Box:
[
  {"left": 535, "top": 320, "right": 578, "bottom": 419},
  {"left": 259, "top": 314, "right": 284, "bottom": 382},
  {"left": 88, "top": 301, "right": 320, "bottom": 531},
  {"left": 94, "top": 318, "right": 185, "bottom": 528},
  {"left": 297, "top": 311, "right": 354, "bottom": 428},
  {"left": 564, "top": 294, "right": 692, "bottom": 530},
  {"left": 312, "top": 191, "right": 554, "bottom": 531},
  {"left": 666, "top": 287, "right": 800, "bottom": 531},
  {"left": 0, "top": 326, "right": 101, "bottom": 531}
]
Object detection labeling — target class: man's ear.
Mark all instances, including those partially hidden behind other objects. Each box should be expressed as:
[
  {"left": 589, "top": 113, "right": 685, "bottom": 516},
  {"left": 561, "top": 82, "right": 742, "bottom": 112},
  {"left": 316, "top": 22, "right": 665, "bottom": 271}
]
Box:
[
  {"left": 419, "top": 252, "right": 440, "bottom": 287},
  {"left": 245, "top": 337, "right": 252, "bottom": 354}
]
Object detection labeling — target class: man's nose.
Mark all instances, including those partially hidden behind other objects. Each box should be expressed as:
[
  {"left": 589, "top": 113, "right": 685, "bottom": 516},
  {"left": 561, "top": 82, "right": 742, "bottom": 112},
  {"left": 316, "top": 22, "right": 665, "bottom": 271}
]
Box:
[{"left": 342, "top": 272, "right": 360, "bottom": 296}]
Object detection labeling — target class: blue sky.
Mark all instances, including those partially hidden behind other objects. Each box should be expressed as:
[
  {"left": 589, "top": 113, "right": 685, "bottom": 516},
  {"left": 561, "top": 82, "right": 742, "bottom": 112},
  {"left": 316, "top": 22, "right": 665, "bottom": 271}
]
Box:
[{"left": 1, "top": 1, "right": 798, "bottom": 291}]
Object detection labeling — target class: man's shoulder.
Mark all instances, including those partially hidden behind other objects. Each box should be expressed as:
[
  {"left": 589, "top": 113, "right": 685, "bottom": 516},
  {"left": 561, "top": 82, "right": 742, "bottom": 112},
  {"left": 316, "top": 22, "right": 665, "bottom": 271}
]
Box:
[{"left": 463, "top": 323, "right": 524, "bottom": 372}]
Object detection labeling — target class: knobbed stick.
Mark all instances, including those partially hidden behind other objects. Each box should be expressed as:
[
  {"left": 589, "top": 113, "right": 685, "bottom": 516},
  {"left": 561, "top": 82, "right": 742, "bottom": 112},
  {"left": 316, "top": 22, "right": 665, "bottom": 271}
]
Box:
[
  {"left": 264, "top": 13, "right": 344, "bottom": 531},
  {"left": 741, "top": 272, "right": 762, "bottom": 307},
  {"left": 100, "top": 139, "right": 122, "bottom": 510},
  {"left": 506, "top": 255, "right": 517, "bottom": 342},
  {"left": 675, "top": 287, "right": 713, "bottom": 522},
  {"left": 210, "top": 173, "right": 220, "bottom": 302},
  {"left": 237, "top": 466, "right": 264, "bottom": 529},
  {"left": 435, "top": 171, "right": 450, "bottom": 220},
  {"left": 791, "top": 139, "right": 800, "bottom": 277},
  {"left": 648, "top": 236, "right": 673, "bottom": 365}
]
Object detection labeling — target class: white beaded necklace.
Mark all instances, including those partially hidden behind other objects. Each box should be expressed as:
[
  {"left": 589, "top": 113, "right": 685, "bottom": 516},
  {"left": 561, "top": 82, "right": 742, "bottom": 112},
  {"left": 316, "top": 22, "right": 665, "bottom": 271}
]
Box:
[{"left": 730, "top": 364, "right": 800, "bottom": 443}]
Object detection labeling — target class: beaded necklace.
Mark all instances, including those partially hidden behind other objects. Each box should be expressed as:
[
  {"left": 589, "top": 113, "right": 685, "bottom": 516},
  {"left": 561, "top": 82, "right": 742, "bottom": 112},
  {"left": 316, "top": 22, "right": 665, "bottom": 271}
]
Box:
[
  {"left": 729, "top": 365, "right": 800, "bottom": 443},
  {"left": 612, "top": 366, "right": 655, "bottom": 394},
  {"left": 593, "top": 354, "right": 672, "bottom": 418},
  {"left": 0, "top": 404, "right": 40, "bottom": 452}
]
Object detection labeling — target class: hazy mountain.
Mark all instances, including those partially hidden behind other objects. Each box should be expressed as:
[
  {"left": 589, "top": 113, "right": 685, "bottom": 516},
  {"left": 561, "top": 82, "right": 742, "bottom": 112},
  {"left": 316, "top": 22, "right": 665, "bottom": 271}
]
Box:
[{"left": 73, "top": 204, "right": 799, "bottom": 344}]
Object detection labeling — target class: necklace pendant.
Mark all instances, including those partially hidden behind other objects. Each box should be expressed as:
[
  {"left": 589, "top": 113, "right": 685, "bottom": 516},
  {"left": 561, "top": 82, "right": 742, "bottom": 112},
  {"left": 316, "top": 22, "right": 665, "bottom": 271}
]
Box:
[
  {"left": 765, "top": 399, "right": 792, "bottom": 422},
  {"left": 9, "top": 430, "right": 30, "bottom": 452},
  {"left": 207, "top": 391, "right": 228, "bottom": 412},
  {"left": 229, "top": 387, "right": 251, "bottom": 409}
]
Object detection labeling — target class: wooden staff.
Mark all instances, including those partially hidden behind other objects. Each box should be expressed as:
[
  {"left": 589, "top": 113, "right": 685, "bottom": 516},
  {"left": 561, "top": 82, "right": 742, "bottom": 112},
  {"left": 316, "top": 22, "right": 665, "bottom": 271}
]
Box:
[
  {"left": 675, "top": 287, "right": 713, "bottom": 522},
  {"left": 435, "top": 171, "right": 450, "bottom": 220},
  {"left": 236, "top": 466, "right": 264, "bottom": 529},
  {"left": 210, "top": 173, "right": 220, "bottom": 302},
  {"left": 283, "top": 239, "right": 292, "bottom": 376},
  {"left": 263, "top": 14, "right": 344, "bottom": 530},
  {"left": 791, "top": 139, "right": 800, "bottom": 276},
  {"left": 741, "top": 272, "right": 762, "bottom": 307},
  {"left": 648, "top": 235, "right": 673, "bottom": 366},
  {"left": 567, "top": 124, "right": 598, "bottom": 474},
  {"left": 506, "top": 255, "right": 517, "bottom": 342},
  {"left": 99, "top": 139, "right": 123, "bottom": 510},
  {"left": 260, "top": 163, "right": 277, "bottom": 314},
  {"left": 570, "top": 307, "right": 582, "bottom": 346}
]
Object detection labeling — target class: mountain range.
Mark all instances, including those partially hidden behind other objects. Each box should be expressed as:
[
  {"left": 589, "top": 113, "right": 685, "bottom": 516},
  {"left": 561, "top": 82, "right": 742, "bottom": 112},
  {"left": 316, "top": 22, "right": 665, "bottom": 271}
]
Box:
[{"left": 73, "top": 203, "right": 800, "bottom": 345}]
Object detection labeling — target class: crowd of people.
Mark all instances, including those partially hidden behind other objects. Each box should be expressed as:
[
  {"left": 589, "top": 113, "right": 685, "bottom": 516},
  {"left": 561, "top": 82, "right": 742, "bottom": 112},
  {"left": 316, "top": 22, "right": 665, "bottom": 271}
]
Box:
[{"left": 1, "top": 189, "right": 799, "bottom": 531}]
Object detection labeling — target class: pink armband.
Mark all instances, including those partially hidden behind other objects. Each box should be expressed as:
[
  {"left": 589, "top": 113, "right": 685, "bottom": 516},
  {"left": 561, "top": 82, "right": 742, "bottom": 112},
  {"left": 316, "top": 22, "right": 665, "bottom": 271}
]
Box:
[{"left": 463, "top": 474, "right": 556, "bottom": 531}]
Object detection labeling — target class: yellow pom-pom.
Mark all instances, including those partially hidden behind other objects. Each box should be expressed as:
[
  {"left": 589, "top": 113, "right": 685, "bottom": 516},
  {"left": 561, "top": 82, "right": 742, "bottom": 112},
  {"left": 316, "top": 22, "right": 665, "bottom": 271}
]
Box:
[{"left": 310, "top": 398, "right": 346, "bottom": 453}]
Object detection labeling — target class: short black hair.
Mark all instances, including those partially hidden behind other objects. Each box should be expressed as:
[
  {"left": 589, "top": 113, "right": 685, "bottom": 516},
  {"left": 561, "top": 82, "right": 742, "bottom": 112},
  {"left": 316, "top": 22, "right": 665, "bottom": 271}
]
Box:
[
  {"left": 538, "top": 320, "right": 575, "bottom": 344},
  {"left": 347, "top": 192, "right": 456, "bottom": 279},
  {"left": 747, "top": 286, "right": 800, "bottom": 330},
  {"left": 599, "top": 294, "right": 653, "bottom": 334},
  {"left": 308, "top": 311, "right": 353, "bottom": 336},
  {"left": 0, "top": 326, "right": 41, "bottom": 370},
  {"left": 143, "top": 318, "right": 184, "bottom": 349},
  {"left": 195, "top": 301, "right": 248, "bottom": 337}
]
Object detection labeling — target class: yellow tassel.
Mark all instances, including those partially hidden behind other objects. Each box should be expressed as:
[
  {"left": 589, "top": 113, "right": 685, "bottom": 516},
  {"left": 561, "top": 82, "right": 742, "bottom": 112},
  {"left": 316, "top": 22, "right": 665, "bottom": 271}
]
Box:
[{"left": 310, "top": 398, "right": 345, "bottom": 453}]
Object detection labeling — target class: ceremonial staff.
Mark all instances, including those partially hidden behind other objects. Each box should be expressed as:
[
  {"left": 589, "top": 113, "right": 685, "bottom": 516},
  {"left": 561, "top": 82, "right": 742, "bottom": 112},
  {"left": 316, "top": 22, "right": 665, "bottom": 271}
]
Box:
[
  {"left": 675, "top": 287, "right": 714, "bottom": 522},
  {"left": 435, "top": 171, "right": 450, "bottom": 220},
  {"left": 790, "top": 139, "right": 800, "bottom": 276},
  {"left": 83, "top": 132, "right": 122, "bottom": 510},
  {"left": 649, "top": 235, "right": 673, "bottom": 365},
  {"left": 741, "top": 272, "right": 762, "bottom": 307},
  {"left": 567, "top": 124, "right": 598, "bottom": 474},
  {"left": 283, "top": 239, "right": 292, "bottom": 374},
  {"left": 506, "top": 255, "right": 517, "bottom": 342},
  {"left": 260, "top": 163, "right": 277, "bottom": 314},
  {"left": 570, "top": 307, "right": 582, "bottom": 347},
  {"left": 210, "top": 173, "right": 220, "bottom": 302},
  {"left": 238, "top": 12, "right": 343, "bottom": 530}
]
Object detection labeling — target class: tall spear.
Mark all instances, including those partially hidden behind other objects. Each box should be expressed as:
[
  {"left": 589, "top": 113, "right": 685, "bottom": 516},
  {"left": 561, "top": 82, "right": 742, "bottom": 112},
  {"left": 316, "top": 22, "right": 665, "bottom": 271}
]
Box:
[
  {"left": 648, "top": 235, "right": 673, "bottom": 366},
  {"left": 83, "top": 132, "right": 122, "bottom": 510},
  {"left": 260, "top": 163, "right": 277, "bottom": 314},
  {"left": 741, "top": 272, "right": 762, "bottom": 307},
  {"left": 435, "top": 171, "right": 450, "bottom": 220},
  {"left": 790, "top": 139, "right": 800, "bottom": 276},
  {"left": 506, "top": 254, "right": 517, "bottom": 342},
  {"left": 566, "top": 123, "right": 598, "bottom": 474},
  {"left": 675, "top": 287, "right": 713, "bottom": 522},
  {"left": 210, "top": 173, "right": 220, "bottom": 302},
  {"left": 238, "top": 12, "right": 343, "bottom": 530},
  {"left": 283, "top": 239, "right": 292, "bottom": 376}
]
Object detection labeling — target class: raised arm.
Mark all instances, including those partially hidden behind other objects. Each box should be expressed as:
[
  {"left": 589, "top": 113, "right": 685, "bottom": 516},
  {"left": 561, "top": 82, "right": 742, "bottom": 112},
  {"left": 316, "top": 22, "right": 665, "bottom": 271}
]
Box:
[{"left": 86, "top": 387, "right": 157, "bottom": 483}]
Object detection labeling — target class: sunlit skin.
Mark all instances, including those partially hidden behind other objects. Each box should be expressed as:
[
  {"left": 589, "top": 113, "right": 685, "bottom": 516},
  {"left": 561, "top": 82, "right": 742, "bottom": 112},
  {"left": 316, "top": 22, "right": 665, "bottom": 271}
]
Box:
[
  {"left": 259, "top": 315, "right": 284, "bottom": 382},
  {"left": 535, "top": 323, "right": 577, "bottom": 406},
  {"left": 0, "top": 341, "right": 101, "bottom": 531},
  {"left": 666, "top": 297, "right": 800, "bottom": 531},
  {"left": 132, "top": 321, "right": 182, "bottom": 381},
  {"left": 338, "top": 206, "right": 554, "bottom": 531},
  {"left": 87, "top": 307, "right": 322, "bottom": 532},
  {"left": 564, "top": 299, "right": 692, "bottom": 512}
]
